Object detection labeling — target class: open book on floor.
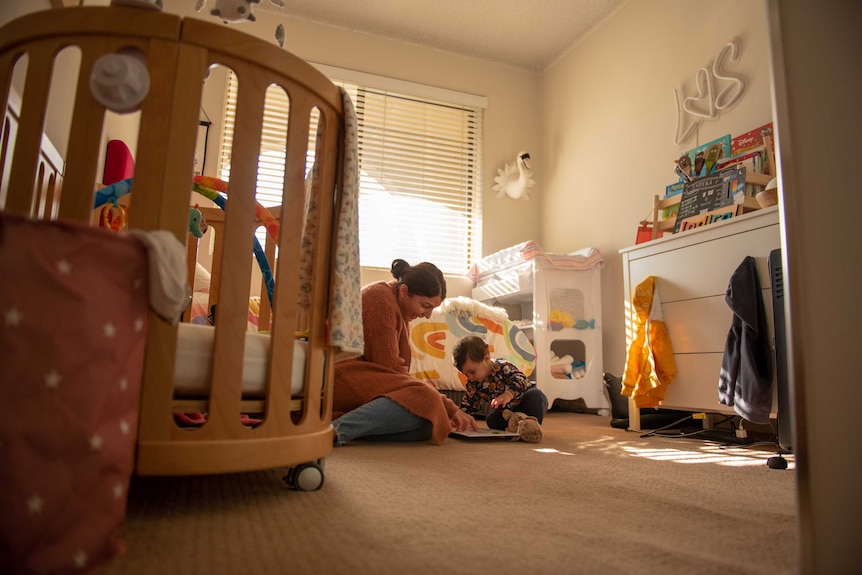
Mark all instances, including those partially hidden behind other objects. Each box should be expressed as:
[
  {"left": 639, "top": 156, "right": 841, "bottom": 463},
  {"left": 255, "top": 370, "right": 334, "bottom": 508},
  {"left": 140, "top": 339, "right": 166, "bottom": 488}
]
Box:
[{"left": 450, "top": 428, "right": 518, "bottom": 439}]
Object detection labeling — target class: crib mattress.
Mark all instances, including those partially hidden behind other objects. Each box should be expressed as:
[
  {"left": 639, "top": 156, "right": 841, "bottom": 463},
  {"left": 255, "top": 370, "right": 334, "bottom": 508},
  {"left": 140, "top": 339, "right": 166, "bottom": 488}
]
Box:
[{"left": 173, "top": 323, "right": 307, "bottom": 398}]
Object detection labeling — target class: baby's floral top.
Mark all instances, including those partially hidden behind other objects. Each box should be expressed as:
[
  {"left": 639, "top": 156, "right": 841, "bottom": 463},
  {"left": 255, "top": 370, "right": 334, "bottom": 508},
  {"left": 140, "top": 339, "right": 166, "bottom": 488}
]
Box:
[{"left": 461, "top": 359, "right": 534, "bottom": 414}]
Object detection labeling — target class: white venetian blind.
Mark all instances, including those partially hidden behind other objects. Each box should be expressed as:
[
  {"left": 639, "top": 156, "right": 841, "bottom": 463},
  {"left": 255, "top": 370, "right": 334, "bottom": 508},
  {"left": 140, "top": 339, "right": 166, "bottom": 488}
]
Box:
[
  {"left": 218, "top": 68, "right": 484, "bottom": 275},
  {"left": 219, "top": 76, "right": 316, "bottom": 211}
]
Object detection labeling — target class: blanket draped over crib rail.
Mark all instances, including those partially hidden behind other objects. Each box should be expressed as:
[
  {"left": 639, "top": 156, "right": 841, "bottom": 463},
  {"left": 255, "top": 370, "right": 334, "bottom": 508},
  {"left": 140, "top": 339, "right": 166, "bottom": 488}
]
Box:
[{"left": 300, "top": 88, "right": 363, "bottom": 358}]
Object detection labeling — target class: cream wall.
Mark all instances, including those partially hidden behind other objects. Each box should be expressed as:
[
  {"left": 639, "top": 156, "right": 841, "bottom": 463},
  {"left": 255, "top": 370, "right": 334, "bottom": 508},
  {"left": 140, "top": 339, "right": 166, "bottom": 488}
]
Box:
[{"left": 540, "top": 0, "right": 774, "bottom": 376}]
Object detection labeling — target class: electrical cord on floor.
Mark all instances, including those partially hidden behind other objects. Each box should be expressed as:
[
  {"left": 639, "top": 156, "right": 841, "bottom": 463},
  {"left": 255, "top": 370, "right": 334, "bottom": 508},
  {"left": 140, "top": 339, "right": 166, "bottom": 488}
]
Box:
[
  {"left": 640, "top": 413, "right": 793, "bottom": 471},
  {"left": 640, "top": 414, "right": 734, "bottom": 439},
  {"left": 724, "top": 441, "right": 780, "bottom": 449},
  {"left": 639, "top": 413, "right": 694, "bottom": 438},
  {"left": 718, "top": 416, "right": 782, "bottom": 450}
]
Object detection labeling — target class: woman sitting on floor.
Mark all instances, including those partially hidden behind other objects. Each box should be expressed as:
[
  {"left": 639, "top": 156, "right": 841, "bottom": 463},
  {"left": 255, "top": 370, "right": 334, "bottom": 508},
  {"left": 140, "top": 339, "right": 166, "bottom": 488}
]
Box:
[{"left": 331, "top": 259, "right": 477, "bottom": 445}]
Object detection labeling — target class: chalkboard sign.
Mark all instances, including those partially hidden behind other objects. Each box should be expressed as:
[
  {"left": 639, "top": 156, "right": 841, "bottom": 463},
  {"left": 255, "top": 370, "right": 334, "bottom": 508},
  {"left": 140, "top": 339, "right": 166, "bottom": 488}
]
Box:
[{"left": 673, "top": 165, "right": 748, "bottom": 233}]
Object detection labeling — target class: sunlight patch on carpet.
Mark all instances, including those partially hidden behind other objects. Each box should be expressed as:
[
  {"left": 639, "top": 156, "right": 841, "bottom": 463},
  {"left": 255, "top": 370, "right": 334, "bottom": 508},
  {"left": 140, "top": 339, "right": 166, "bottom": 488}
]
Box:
[
  {"left": 622, "top": 445, "right": 796, "bottom": 468},
  {"left": 534, "top": 447, "right": 575, "bottom": 455}
]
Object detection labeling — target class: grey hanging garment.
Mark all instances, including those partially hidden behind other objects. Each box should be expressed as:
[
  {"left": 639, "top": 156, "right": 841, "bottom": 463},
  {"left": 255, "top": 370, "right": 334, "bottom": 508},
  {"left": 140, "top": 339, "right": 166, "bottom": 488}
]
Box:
[{"left": 718, "top": 256, "right": 774, "bottom": 423}]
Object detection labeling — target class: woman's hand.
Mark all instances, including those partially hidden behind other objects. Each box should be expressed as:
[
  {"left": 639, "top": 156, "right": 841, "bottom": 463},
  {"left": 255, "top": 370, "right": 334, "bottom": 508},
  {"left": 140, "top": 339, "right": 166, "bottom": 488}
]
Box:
[
  {"left": 491, "top": 390, "right": 515, "bottom": 410},
  {"left": 450, "top": 410, "right": 478, "bottom": 432}
]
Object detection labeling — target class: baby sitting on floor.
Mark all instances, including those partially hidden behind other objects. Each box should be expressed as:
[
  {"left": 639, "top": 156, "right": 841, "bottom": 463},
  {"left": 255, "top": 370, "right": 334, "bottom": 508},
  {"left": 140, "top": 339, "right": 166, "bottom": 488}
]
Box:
[{"left": 452, "top": 335, "right": 548, "bottom": 440}]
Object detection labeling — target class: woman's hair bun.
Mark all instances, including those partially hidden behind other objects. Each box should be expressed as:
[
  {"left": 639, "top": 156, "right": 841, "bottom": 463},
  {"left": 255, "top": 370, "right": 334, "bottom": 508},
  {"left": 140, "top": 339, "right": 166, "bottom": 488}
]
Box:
[{"left": 390, "top": 258, "right": 410, "bottom": 279}]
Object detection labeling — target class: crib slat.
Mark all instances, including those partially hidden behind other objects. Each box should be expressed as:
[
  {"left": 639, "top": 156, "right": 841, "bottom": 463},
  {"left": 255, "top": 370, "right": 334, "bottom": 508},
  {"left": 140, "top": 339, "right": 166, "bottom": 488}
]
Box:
[
  {"left": 58, "top": 39, "right": 113, "bottom": 223},
  {"left": 0, "top": 52, "right": 14, "bottom": 208},
  {"left": 127, "top": 39, "right": 198, "bottom": 239},
  {"left": 257, "top": 225, "right": 277, "bottom": 331},
  {"left": 203, "top": 58, "right": 265, "bottom": 436},
  {"left": 261, "top": 95, "right": 311, "bottom": 428},
  {"left": 137, "top": 41, "right": 207, "bottom": 446},
  {"left": 4, "top": 44, "right": 53, "bottom": 217}
]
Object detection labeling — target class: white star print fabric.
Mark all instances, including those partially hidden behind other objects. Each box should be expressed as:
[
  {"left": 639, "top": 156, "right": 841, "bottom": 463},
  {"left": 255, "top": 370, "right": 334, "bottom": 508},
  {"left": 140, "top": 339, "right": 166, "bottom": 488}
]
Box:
[{"left": 0, "top": 213, "right": 149, "bottom": 574}]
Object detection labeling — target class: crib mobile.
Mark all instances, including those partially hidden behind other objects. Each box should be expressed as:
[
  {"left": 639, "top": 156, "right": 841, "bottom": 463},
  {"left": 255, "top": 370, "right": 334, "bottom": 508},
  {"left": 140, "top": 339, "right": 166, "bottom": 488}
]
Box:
[
  {"left": 96, "top": 194, "right": 207, "bottom": 239},
  {"left": 93, "top": 175, "right": 281, "bottom": 306}
]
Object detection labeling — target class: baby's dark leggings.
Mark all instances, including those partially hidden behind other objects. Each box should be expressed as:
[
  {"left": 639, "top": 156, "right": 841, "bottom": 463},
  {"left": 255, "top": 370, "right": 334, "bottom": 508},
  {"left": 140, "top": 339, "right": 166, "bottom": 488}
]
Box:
[{"left": 485, "top": 387, "right": 549, "bottom": 430}]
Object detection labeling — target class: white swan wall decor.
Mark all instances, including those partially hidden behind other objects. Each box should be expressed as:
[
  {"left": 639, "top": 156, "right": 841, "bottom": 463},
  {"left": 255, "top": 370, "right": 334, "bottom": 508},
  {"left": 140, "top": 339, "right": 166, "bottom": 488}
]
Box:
[{"left": 493, "top": 151, "right": 535, "bottom": 201}]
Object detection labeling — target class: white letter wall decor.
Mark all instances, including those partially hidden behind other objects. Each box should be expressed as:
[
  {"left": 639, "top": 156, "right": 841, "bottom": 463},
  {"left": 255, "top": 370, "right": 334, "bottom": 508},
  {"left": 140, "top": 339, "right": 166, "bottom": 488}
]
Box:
[
  {"left": 712, "top": 40, "right": 747, "bottom": 110},
  {"left": 673, "top": 39, "right": 748, "bottom": 145}
]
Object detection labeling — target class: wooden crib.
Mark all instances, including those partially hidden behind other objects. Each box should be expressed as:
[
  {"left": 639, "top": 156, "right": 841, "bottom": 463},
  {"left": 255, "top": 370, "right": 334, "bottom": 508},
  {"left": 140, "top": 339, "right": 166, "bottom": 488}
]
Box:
[{"left": 0, "top": 6, "right": 355, "bottom": 485}]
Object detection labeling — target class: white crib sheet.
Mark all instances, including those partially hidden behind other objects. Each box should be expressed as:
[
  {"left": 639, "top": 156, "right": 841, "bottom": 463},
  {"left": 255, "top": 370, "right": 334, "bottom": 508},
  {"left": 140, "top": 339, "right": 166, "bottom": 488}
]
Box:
[{"left": 173, "top": 323, "right": 307, "bottom": 398}]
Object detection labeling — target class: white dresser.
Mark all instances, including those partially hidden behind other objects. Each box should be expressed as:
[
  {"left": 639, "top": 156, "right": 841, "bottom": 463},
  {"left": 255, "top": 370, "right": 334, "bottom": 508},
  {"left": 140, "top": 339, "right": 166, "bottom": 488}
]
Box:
[{"left": 619, "top": 206, "right": 781, "bottom": 430}]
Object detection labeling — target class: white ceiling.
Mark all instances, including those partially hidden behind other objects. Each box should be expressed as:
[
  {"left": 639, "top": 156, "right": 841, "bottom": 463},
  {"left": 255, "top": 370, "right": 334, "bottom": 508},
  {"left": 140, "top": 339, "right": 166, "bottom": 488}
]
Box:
[{"left": 258, "top": 0, "right": 629, "bottom": 72}]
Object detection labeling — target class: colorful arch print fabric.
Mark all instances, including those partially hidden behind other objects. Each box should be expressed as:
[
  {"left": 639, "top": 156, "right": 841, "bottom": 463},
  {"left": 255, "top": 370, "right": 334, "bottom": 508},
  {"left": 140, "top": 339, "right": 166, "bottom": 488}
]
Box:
[{"left": 409, "top": 307, "right": 536, "bottom": 391}]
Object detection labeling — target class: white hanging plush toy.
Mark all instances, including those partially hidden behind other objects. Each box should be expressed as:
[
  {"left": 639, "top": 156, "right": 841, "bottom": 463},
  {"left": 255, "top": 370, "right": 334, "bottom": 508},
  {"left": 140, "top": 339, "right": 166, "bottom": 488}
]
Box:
[
  {"left": 196, "top": 0, "right": 285, "bottom": 23},
  {"left": 493, "top": 151, "right": 535, "bottom": 201}
]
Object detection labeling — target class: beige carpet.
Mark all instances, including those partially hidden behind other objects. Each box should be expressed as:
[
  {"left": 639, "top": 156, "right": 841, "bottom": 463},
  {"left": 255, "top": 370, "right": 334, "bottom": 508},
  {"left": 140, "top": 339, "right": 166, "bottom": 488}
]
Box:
[{"left": 96, "top": 412, "right": 798, "bottom": 575}]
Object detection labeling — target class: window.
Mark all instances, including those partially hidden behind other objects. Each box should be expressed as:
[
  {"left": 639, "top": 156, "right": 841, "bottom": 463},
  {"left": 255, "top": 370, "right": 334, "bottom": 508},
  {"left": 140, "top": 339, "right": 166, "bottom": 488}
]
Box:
[{"left": 217, "top": 66, "right": 485, "bottom": 275}]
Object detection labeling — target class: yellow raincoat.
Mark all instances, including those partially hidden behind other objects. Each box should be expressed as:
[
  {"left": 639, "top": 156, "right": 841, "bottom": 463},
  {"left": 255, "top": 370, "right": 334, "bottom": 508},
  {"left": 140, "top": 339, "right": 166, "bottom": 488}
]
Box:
[{"left": 622, "top": 276, "right": 677, "bottom": 408}]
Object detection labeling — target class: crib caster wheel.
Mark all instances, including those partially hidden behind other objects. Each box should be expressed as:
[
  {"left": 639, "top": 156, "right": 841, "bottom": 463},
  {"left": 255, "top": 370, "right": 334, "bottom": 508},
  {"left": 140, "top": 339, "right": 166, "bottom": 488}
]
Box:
[{"left": 283, "top": 462, "right": 324, "bottom": 491}]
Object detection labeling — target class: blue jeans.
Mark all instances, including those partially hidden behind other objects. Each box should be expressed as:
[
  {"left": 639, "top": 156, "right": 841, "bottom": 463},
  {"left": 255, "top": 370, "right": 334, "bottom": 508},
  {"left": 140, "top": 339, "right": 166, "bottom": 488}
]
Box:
[{"left": 332, "top": 397, "right": 433, "bottom": 446}]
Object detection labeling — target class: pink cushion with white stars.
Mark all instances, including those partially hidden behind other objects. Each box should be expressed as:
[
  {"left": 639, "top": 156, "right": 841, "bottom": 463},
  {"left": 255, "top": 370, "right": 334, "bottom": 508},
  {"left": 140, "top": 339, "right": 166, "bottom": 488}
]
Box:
[{"left": 0, "top": 213, "right": 149, "bottom": 574}]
